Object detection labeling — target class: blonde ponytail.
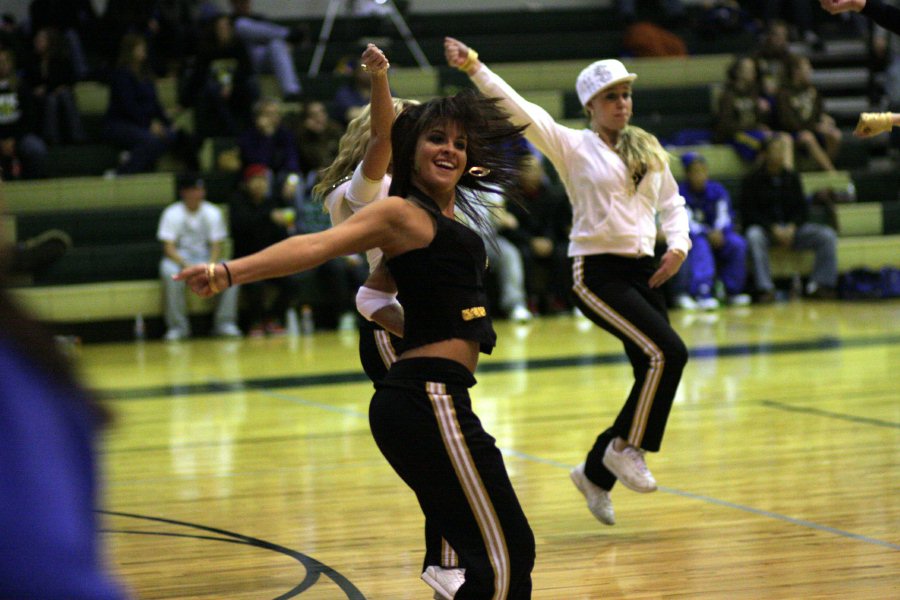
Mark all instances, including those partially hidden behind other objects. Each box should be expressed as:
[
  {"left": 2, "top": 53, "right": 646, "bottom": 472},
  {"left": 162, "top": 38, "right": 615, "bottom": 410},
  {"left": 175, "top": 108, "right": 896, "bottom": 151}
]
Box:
[{"left": 615, "top": 125, "right": 670, "bottom": 194}]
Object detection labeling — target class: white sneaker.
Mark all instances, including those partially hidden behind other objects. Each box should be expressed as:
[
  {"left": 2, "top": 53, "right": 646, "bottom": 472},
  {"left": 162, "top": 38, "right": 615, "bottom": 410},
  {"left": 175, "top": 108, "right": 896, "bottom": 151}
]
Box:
[
  {"left": 727, "top": 293, "right": 752, "bottom": 306},
  {"left": 214, "top": 323, "right": 242, "bottom": 338},
  {"left": 164, "top": 328, "right": 188, "bottom": 342},
  {"left": 602, "top": 441, "right": 657, "bottom": 493},
  {"left": 696, "top": 296, "right": 719, "bottom": 311},
  {"left": 421, "top": 566, "right": 465, "bottom": 600},
  {"left": 675, "top": 294, "right": 698, "bottom": 310},
  {"left": 569, "top": 463, "right": 615, "bottom": 525},
  {"left": 509, "top": 304, "right": 533, "bottom": 323}
]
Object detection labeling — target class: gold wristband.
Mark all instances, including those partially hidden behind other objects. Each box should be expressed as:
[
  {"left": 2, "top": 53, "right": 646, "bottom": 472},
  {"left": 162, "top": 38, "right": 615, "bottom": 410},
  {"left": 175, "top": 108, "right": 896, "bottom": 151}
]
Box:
[
  {"left": 457, "top": 48, "right": 479, "bottom": 72},
  {"left": 207, "top": 262, "right": 221, "bottom": 293}
]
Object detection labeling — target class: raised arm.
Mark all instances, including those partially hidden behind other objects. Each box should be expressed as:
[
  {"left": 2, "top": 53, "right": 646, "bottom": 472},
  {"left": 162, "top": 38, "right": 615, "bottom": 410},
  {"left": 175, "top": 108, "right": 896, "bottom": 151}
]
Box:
[
  {"left": 360, "top": 43, "right": 394, "bottom": 182},
  {"left": 443, "top": 36, "right": 574, "bottom": 164},
  {"left": 820, "top": 1, "right": 900, "bottom": 35},
  {"left": 819, "top": 0, "right": 866, "bottom": 14}
]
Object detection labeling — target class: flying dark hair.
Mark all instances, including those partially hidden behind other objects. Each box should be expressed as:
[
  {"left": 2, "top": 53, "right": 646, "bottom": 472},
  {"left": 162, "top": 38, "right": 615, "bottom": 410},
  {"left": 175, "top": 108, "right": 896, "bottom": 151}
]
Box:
[{"left": 388, "top": 88, "right": 528, "bottom": 231}]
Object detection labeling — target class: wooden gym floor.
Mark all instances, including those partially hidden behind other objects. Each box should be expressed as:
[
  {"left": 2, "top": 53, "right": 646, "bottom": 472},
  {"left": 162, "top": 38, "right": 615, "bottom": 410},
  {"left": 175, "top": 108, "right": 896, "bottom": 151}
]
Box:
[{"left": 77, "top": 299, "right": 899, "bottom": 599}]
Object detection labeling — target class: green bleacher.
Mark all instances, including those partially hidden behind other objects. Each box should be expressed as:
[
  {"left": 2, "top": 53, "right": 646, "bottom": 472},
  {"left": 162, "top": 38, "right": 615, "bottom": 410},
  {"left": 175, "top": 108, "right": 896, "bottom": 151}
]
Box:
[{"left": 8, "top": 6, "right": 900, "bottom": 336}]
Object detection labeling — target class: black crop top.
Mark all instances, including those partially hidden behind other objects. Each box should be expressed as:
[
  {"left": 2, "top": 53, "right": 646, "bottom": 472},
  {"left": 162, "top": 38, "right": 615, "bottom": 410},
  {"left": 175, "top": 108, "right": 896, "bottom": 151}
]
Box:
[{"left": 386, "top": 187, "right": 497, "bottom": 355}]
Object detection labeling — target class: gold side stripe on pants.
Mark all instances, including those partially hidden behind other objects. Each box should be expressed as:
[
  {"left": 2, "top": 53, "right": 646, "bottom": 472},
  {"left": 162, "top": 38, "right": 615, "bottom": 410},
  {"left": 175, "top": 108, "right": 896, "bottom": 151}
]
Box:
[
  {"left": 442, "top": 538, "right": 459, "bottom": 568},
  {"left": 427, "top": 381, "right": 510, "bottom": 600},
  {"left": 572, "top": 256, "right": 663, "bottom": 446},
  {"left": 374, "top": 330, "right": 397, "bottom": 369}
]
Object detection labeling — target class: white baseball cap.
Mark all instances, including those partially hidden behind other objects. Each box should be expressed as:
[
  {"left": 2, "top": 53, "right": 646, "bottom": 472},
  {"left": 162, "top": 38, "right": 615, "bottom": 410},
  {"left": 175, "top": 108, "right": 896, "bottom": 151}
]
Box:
[{"left": 576, "top": 59, "right": 638, "bottom": 106}]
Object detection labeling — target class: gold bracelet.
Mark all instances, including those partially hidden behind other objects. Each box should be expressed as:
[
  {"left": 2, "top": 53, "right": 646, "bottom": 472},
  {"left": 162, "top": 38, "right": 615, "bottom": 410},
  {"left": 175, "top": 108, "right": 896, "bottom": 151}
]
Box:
[
  {"left": 207, "top": 262, "right": 221, "bottom": 293},
  {"left": 457, "top": 48, "right": 479, "bottom": 72}
]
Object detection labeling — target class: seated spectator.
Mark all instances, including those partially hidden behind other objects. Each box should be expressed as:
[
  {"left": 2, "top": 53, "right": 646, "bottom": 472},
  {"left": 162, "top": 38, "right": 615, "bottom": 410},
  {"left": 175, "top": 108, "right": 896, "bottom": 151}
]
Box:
[
  {"left": 290, "top": 99, "right": 343, "bottom": 190},
  {"left": 506, "top": 152, "right": 573, "bottom": 315},
  {"left": 468, "top": 187, "right": 533, "bottom": 323},
  {"left": 157, "top": 173, "right": 242, "bottom": 341},
  {"left": 330, "top": 58, "right": 374, "bottom": 126},
  {"left": 760, "top": 0, "right": 823, "bottom": 50},
  {"left": 187, "top": 14, "right": 260, "bottom": 138},
  {"left": 102, "top": 33, "right": 181, "bottom": 174},
  {"left": 294, "top": 178, "right": 367, "bottom": 330},
  {"left": 229, "top": 0, "right": 304, "bottom": 100},
  {"left": 21, "top": 27, "right": 86, "bottom": 145},
  {"left": 715, "top": 55, "right": 776, "bottom": 163},
  {"left": 776, "top": 55, "right": 842, "bottom": 171},
  {"left": 0, "top": 47, "right": 48, "bottom": 179},
  {"left": 28, "top": 0, "right": 98, "bottom": 80},
  {"left": 238, "top": 97, "right": 302, "bottom": 204},
  {"left": 739, "top": 135, "right": 838, "bottom": 302},
  {"left": 753, "top": 19, "right": 795, "bottom": 102},
  {"left": 0, "top": 14, "right": 28, "bottom": 60},
  {"left": 100, "top": 0, "right": 197, "bottom": 77},
  {"left": 229, "top": 164, "right": 304, "bottom": 337},
  {"left": 677, "top": 152, "right": 750, "bottom": 309}
]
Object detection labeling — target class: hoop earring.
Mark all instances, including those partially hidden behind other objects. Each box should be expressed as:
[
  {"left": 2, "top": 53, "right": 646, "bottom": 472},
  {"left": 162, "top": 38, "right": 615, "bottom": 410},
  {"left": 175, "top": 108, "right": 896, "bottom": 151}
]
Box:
[{"left": 467, "top": 166, "right": 491, "bottom": 178}]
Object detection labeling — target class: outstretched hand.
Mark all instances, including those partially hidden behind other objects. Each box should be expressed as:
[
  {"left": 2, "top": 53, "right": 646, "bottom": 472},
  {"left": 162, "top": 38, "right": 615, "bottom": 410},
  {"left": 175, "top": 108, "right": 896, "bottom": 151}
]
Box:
[
  {"left": 443, "top": 37, "right": 470, "bottom": 69},
  {"left": 361, "top": 43, "right": 389, "bottom": 75},
  {"left": 648, "top": 250, "right": 685, "bottom": 289},
  {"left": 173, "top": 263, "right": 219, "bottom": 298},
  {"left": 818, "top": 0, "right": 866, "bottom": 15},
  {"left": 853, "top": 112, "right": 894, "bottom": 137}
]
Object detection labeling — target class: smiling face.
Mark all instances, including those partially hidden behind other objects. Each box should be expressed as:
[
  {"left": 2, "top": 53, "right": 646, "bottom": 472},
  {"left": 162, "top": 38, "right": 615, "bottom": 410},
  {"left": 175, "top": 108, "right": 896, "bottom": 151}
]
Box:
[
  {"left": 411, "top": 119, "right": 467, "bottom": 202},
  {"left": 586, "top": 82, "right": 633, "bottom": 141}
]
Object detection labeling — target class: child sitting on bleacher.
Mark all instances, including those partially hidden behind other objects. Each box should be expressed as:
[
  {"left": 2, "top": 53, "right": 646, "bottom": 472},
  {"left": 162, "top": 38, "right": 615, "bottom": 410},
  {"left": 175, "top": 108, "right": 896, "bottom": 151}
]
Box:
[
  {"left": 677, "top": 152, "right": 750, "bottom": 309},
  {"left": 714, "top": 55, "right": 775, "bottom": 164},
  {"left": 776, "top": 55, "right": 842, "bottom": 172}
]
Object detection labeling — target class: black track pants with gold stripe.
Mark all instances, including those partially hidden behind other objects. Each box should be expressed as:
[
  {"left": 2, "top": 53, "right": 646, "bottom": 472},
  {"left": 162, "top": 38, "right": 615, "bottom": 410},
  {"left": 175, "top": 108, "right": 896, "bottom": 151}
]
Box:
[
  {"left": 370, "top": 357, "right": 535, "bottom": 599},
  {"left": 572, "top": 255, "right": 688, "bottom": 491},
  {"left": 358, "top": 326, "right": 460, "bottom": 571}
]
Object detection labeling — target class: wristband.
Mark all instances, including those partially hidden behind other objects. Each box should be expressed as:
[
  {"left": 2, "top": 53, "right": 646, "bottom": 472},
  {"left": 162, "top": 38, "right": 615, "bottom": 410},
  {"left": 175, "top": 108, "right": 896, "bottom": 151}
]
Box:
[
  {"left": 355, "top": 286, "right": 400, "bottom": 321},
  {"left": 457, "top": 48, "right": 479, "bottom": 72}
]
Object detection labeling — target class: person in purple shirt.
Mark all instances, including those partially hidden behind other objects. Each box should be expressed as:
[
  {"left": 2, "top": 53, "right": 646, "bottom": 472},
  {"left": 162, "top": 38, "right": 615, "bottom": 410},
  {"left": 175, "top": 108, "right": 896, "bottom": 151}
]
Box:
[
  {"left": 0, "top": 178, "right": 127, "bottom": 600},
  {"left": 677, "top": 152, "right": 750, "bottom": 309}
]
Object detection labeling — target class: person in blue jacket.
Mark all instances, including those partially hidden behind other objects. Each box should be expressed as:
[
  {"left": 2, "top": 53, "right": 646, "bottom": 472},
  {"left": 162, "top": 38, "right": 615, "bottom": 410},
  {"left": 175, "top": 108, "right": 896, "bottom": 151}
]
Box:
[
  {"left": 0, "top": 179, "right": 127, "bottom": 600},
  {"left": 677, "top": 152, "right": 750, "bottom": 309}
]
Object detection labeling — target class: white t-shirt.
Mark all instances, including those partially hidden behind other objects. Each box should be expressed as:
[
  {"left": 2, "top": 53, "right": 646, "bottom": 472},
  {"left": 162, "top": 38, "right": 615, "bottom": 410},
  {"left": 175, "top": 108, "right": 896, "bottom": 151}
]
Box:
[
  {"left": 324, "top": 162, "right": 392, "bottom": 272},
  {"left": 157, "top": 201, "right": 228, "bottom": 264}
]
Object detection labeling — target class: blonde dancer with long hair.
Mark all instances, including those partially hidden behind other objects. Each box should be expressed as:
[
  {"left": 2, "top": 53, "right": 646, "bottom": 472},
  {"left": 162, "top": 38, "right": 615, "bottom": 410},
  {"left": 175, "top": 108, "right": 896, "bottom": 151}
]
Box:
[{"left": 445, "top": 37, "right": 691, "bottom": 527}]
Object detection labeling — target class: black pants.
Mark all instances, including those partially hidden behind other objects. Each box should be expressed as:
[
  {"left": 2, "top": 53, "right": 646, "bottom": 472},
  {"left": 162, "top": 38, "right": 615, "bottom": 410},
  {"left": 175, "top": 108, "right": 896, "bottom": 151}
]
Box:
[
  {"left": 572, "top": 255, "right": 688, "bottom": 491},
  {"left": 357, "top": 321, "right": 401, "bottom": 385},
  {"left": 370, "top": 358, "right": 534, "bottom": 599},
  {"left": 358, "top": 325, "right": 460, "bottom": 569}
]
